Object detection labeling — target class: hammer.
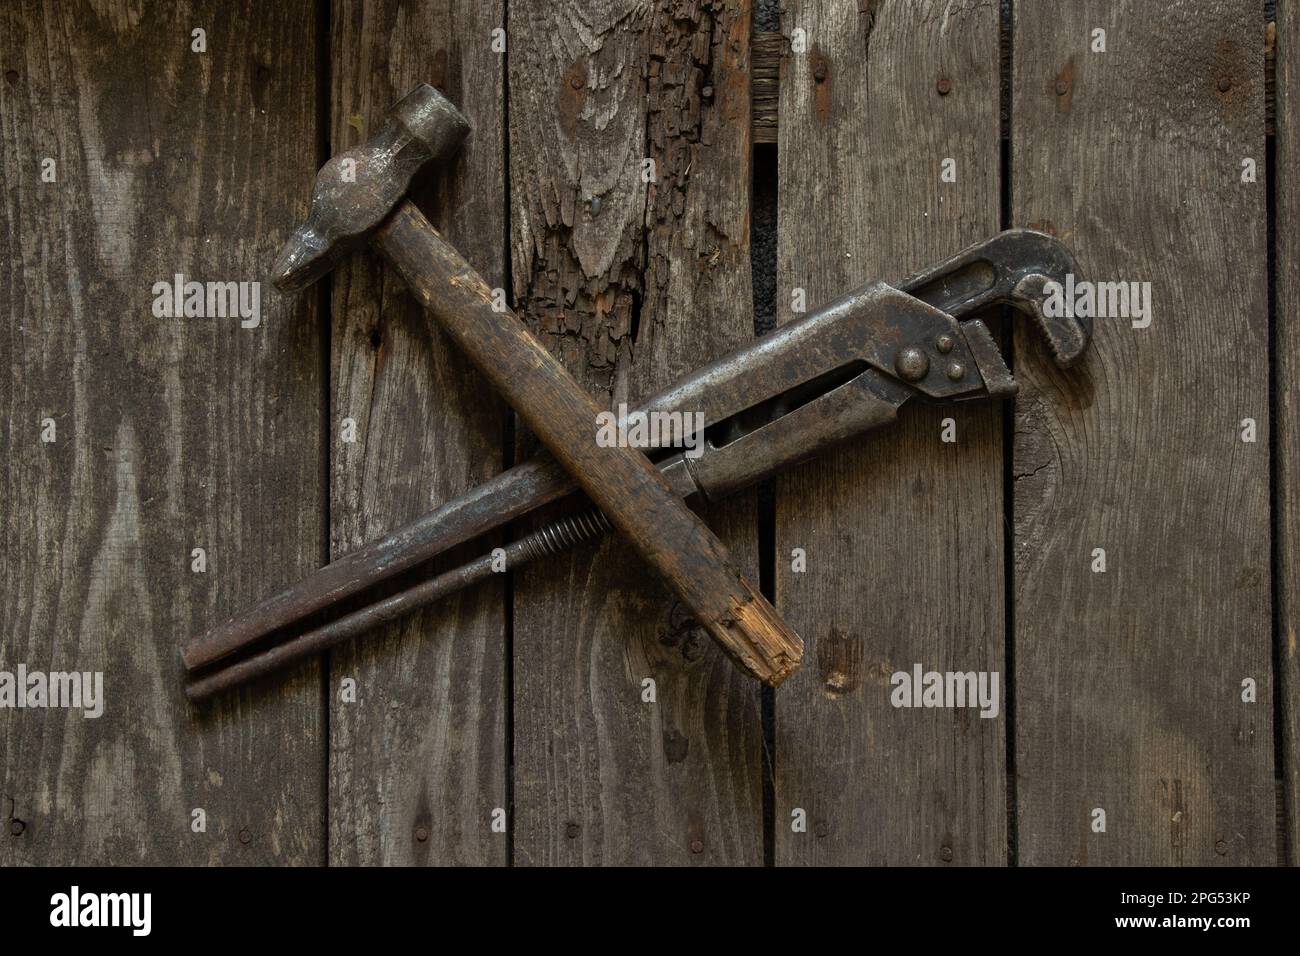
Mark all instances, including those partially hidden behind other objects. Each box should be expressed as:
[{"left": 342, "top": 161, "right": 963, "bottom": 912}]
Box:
[{"left": 197, "top": 83, "right": 803, "bottom": 686}]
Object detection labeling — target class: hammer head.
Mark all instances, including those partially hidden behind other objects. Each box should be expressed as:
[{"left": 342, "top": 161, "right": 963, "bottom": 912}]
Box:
[{"left": 271, "top": 83, "right": 470, "bottom": 294}]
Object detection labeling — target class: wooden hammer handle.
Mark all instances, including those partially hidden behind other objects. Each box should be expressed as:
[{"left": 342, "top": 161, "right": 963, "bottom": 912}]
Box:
[{"left": 375, "top": 200, "right": 802, "bottom": 685}]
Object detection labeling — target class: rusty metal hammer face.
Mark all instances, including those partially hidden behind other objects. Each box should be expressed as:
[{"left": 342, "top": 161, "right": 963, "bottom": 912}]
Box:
[{"left": 262, "top": 83, "right": 803, "bottom": 686}]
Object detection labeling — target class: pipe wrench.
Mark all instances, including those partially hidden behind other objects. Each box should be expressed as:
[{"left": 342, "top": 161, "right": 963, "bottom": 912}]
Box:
[{"left": 184, "top": 229, "right": 1091, "bottom": 697}]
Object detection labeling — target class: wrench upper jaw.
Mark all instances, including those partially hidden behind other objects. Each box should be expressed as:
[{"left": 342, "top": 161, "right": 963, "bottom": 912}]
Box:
[
  {"left": 985, "top": 231, "right": 1091, "bottom": 368},
  {"left": 899, "top": 228, "right": 1092, "bottom": 369},
  {"left": 1008, "top": 272, "right": 1091, "bottom": 368}
]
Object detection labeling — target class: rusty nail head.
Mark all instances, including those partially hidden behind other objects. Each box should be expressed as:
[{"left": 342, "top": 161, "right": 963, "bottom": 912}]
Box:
[
  {"left": 1215, "top": 839, "right": 1228, "bottom": 855},
  {"left": 1217, "top": 76, "right": 1231, "bottom": 92},
  {"left": 689, "top": 839, "right": 704, "bottom": 854},
  {"left": 814, "top": 821, "right": 828, "bottom": 838},
  {"left": 936, "top": 77, "right": 952, "bottom": 95},
  {"left": 1055, "top": 79, "right": 1069, "bottom": 96},
  {"left": 565, "top": 821, "right": 581, "bottom": 839},
  {"left": 415, "top": 824, "right": 430, "bottom": 842},
  {"left": 814, "top": 63, "right": 827, "bottom": 82},
  {"left": 238, "top": 827, "right": 252, "bottom": 845},
  {"left": 941, "top": 845, "right": 954, "bottom": 862},
  {"left": 9, "top": 819, "right": 25, "bottom": 836}
]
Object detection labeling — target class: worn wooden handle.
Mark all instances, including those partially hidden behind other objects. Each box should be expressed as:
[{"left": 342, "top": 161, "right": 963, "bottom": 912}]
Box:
[{"left": 375, "top": 200, "right": 803, "bottom": 685}]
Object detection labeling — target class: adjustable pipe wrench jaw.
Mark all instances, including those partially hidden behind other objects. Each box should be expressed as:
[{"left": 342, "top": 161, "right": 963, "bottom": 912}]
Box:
[
  {"left": 882, "top": 300, "right": 1023, "bottom": 404},
  {"left": 901, "top": 227, "right": 1091, "bottom": 363},
  {"left": 646, "top": 230, "right": 1092, "bottom": 504},
  {"left": 868, "top": 291, "right": 1014, "bottom": 402},
  {"left": 888, "top": 228, "right": 1092, "bottom": 401}
]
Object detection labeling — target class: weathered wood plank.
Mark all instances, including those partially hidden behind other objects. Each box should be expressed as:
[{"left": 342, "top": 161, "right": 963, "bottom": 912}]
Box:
[
  {"left": 0, "top": 0, "right": 323, "bottom": 863},
  {"left": 773, "top": 0, "right": 1005, "bottom": 866},
  {"left": 327, "top": 0, "right": 508, "bottom": 865},
  {"left": 1011, "top": 0, "right": 1274, "bottom": 864},
  {"left": 1275, "top": 0, "right": 1299, "bottom": 867},
  {"left": 509, "top": 0, "right": 764, "bottom": 865}
]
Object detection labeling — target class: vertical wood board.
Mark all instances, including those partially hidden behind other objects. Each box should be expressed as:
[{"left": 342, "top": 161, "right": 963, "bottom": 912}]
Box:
[
  {"left": 327, "top": 0, "right": 508, "bottom": 866},
  {"left": 0, "top": 0, "right": 324, "bottom": 864},
  {"left": 509, "top": 0, "right": 764, "bottom": 866},
  {"left": 1010, "top": 0, "right": 1274, "bottom": 865},
  {"left": 774, "top": 0, "right": 1005, "bottom": 866}
]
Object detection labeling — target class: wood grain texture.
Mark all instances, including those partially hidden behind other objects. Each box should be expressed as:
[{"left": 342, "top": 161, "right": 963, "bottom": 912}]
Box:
[
  {"left": 1275, "top": 0, "right": 1298, "bottom": 867},
  {"left": 508, "top": 0, "right": 764, "bottom": 865},
  {"left": 327, "top": 0, "right": 508, "bottom": 866},
  {"left": 0, "top": 0, "right": 323, "bottom": 863},
  {"left": 773, "top": 0, "right": 1005, "bottom": 866},
  {"left": 1011, "top": 0, "right": 1274, "bottom": 864}
]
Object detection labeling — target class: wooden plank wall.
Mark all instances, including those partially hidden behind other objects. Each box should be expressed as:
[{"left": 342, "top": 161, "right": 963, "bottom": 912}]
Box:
[
  {"left": 773, "top": 0, "right": 1005, "bottom": 865},
  {"left": 0, "top": 0, "right": 324, "bottom": 863},
  {"left": 1011, "top": 0, "right": 1274, "bottom": 864},
  {"left": 508, "top": 0, "right": 764, "bottom": 865},
  {"left": 0, "top": 0, "right": 1291, "bottom": 867}
]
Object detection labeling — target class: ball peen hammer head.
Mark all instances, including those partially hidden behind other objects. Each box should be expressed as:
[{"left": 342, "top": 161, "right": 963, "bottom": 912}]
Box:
[{"left": 270, "top": 83, "right": 470, "bottom": 295}]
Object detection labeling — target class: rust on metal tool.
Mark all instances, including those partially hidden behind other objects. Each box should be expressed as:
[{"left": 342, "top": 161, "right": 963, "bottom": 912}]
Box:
[
  {"left": 371, "top": 200, "right": 802, "bottom": 685},
  {"left": 186, "top": 228, "right": 1091, "bottom": 700},
  {"left": 193, "top": 83, "right": 804, "bottom": 687}
]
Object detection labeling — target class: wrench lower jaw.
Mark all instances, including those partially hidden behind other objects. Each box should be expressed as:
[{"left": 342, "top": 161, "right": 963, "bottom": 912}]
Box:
[
  {"left": 960, "top": 319, "right": 1019, "bottom": 399},
  {"left": 1011, "top": 273, "right": 1092, "bottom": 368}
]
